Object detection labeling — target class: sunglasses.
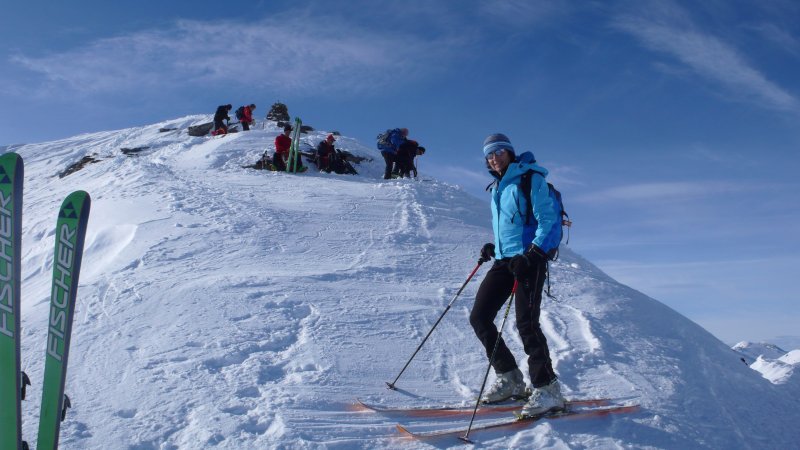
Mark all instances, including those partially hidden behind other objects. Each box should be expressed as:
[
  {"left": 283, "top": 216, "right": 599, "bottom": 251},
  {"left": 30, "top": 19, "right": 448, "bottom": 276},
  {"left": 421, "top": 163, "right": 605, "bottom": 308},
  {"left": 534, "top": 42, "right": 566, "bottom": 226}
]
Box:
[{"left": 485, "top": 148, "right": 507, "bottom": 160}]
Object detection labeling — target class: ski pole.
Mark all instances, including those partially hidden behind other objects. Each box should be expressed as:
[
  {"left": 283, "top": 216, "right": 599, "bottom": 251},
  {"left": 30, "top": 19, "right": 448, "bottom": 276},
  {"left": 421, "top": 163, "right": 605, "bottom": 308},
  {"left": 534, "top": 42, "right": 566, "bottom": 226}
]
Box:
[
  {"left": 386, "top": 261, "right": 484, "bottom": 390},
  {"left": 460, "top": 280, "right": 518, "bottom": 444}
]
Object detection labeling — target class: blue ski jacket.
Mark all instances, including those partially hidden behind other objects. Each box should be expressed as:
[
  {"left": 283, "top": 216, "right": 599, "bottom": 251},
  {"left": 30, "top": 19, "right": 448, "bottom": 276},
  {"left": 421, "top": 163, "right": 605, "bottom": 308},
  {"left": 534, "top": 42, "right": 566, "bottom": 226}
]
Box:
[{"left": 490, "top": 152, "right": 558, "bottom": 259}]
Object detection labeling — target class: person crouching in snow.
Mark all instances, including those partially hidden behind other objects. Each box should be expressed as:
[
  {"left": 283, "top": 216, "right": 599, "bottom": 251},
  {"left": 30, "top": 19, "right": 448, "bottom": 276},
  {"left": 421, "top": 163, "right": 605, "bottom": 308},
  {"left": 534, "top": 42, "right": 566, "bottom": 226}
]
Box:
[
  {"left": 316, "top": 134, "right": 337, "bottom": 172},
  {"left": 213, "top": 104, "right": 232, "bottom": 135},
  {"left": 273, "top": 124, "right": 306, "bottom": 172}
]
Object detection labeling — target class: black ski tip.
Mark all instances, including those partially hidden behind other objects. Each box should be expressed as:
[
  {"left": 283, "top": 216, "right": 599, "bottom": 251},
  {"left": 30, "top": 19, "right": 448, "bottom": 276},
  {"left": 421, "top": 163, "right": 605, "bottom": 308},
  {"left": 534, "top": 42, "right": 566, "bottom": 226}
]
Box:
[
  {"left": 61, "top": 394, "right": 72, "bottom": 421},
  {"left": 385, "top": 382, "right": 397, "bottom": 390},
  {"left": 21, "top": 371, "right": 31, "bottom": 400},
  {"left": 458, "top": 435, "right": 475, "bottom": 444}
]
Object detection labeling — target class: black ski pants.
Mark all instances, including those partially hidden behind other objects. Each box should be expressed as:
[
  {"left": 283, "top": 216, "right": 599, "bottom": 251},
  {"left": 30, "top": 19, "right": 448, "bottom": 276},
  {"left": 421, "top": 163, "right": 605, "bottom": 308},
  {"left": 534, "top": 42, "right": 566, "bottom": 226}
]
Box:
[
  {"left": 213, "top": 119, "right": 227, "bottom": 132},
  {"left": 469, "top": 258, "right": 557, "bottom": 388},
  {"left": 272, "top": 153, "right": 286, "bottom": 171},
  {"left": 273, "top": 152, "right": 303, "bottom": 172},
  {"left": 381, "top": 151, "right": 397, "bottom": 179}
]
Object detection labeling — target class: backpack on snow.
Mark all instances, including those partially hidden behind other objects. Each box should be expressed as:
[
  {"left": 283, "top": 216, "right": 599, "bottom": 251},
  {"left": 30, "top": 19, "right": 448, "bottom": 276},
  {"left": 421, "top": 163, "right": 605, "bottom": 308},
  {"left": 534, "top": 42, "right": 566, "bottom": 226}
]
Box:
[
  {"left": 187, "top": 122, "right": 214, "bottom": 137},
  {"left": 235, "top": 106, "right": 245, "bottom": 121},
  {"left": 333, "top": 150, "right": 358, "bottom": 175}
]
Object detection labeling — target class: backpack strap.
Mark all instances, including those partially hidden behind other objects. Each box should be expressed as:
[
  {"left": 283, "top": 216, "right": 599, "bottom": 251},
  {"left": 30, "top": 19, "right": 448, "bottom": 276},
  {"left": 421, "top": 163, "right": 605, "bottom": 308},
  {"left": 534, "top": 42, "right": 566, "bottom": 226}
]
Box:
[
  {"left": 521, "top": 170, "right": 568, "bottom": 261},
  {"left": 557, "top": 189, "right": 571, "bottom": 245},
  {"left": 487, "top": 171, "right": 534, "bottom": 224},
  {"left": 519, "top": 170, "right": 535, "bottom": 225}
]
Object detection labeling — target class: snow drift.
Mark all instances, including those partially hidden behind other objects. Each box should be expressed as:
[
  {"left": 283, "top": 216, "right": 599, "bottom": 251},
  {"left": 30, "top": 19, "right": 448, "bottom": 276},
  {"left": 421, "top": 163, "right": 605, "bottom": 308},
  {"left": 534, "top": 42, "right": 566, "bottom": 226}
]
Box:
[{"left": 4, "top": 116, "right": 798, "bottom": 449}]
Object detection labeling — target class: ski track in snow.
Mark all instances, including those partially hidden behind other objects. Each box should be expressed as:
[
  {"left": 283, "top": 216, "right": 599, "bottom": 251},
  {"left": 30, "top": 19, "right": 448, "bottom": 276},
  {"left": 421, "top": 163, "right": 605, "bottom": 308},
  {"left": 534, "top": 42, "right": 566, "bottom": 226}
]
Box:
[{"left": 8, "top": 116, "right": 799, "bottom": 449}]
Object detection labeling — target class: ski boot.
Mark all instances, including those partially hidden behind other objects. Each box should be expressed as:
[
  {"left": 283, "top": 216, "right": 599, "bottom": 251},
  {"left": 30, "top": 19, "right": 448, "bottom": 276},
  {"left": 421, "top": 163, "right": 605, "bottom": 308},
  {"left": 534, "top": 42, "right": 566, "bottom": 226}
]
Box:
[
  {"left": 481, "top": 368, "right": 526, "bottom": 404},
  {"left": 519, "top": 378, "right": 565, "bottom": 417}
]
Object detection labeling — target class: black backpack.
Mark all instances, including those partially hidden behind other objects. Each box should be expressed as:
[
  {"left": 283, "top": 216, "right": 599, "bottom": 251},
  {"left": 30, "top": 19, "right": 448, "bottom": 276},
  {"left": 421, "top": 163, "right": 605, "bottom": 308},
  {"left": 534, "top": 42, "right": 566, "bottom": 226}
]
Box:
[{"left": 235, "top": 106, "right": 245, "bottom": 121}]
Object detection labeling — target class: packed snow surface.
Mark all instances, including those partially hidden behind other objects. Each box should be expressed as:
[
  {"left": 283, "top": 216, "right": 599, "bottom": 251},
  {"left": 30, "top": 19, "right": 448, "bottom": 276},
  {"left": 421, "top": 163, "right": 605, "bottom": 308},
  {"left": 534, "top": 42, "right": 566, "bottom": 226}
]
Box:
[{"left": 6, "top": 116, "right": 799, "bottom": 449}]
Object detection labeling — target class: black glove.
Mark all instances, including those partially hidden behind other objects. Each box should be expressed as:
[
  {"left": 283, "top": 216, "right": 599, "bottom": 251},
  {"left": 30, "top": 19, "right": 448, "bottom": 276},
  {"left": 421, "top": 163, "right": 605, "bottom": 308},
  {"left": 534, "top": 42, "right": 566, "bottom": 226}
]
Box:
[
  {"left": 508, "top": 246, "right": 548, "bottom": 279},
  {"left": 526, "top": 245, "right": 549, "bottom": 265},
  {"left": 478, "top": 243, "right": 495, "bottom": 264}
]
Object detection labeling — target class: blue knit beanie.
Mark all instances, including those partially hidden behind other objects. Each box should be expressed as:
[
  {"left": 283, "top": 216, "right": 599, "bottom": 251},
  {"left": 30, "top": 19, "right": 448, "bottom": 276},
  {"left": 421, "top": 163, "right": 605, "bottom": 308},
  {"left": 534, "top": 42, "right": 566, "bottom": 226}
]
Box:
[{"left": 483, "top": 133, "right": 515, "bottom": 158}]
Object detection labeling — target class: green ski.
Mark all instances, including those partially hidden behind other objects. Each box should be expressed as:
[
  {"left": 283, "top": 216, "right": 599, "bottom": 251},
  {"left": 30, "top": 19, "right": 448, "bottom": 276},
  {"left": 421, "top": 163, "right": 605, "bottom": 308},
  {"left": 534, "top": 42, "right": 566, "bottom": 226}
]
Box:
[
  {"left": 287, "top": 117, "right": 303, "bottom": 173},
  {"left": 0, "top": 152, "right": 28, "bottom": 450},
  {"left": 36, "top": 191, "right": 91, "bottom": 450}
]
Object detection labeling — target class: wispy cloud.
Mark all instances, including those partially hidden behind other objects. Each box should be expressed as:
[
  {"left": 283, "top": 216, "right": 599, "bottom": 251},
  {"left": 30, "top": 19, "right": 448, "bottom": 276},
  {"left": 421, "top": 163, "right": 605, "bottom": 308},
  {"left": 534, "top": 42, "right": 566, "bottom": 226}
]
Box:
[
  {"left": 683, "top": 143, "right": 756, "bottom": 168},
  {"left": 10, "top": 16, "right": 463, "bottom": 97},
  {"left": 477, "top": 0, "right": 573, "bottom": 27},
  {"left": 594, "top": 255, "right": 800, "bottom": 325},
  {"left": 572, "top": 180, "right": 744, "bottom": 204},
  {"left": 613, "top": 1, "right": 799, "bottom": 112},
  {"left": 749, "top": 22, "right": 800, "bottom": 56},
  {"left": 436, "top": 164, "right": 490, "bottom": 191},
  {"left": 546, "top": 163, "right": 586, "bottom": 189}
]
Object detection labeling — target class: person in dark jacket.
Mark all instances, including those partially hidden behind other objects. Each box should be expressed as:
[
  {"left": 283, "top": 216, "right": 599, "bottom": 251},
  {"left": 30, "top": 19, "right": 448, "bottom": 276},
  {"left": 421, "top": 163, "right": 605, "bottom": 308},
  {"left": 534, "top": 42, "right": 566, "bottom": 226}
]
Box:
[
  {"left": 316, "top": 134, "right": 337, "bottom": 172},
  {"left": 396, "top": 139, "right": 425, "bottom": 178},
  {"left": 213, "top": 104, "right": 232, "bottom": 135},
  {"left": 471, "top": 133, "right": 565, "bottom": 418}
]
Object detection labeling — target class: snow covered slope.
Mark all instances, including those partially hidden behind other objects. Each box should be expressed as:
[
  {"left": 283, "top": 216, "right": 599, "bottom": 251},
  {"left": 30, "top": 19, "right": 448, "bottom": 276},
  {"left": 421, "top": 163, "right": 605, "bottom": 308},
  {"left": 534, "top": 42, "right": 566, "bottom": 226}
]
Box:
[
  {"left": 749, "top": 351, "right": 799, "bottom": 385},
  {"left": 7, "top": 117, "right": 798, "bottom": 449}
]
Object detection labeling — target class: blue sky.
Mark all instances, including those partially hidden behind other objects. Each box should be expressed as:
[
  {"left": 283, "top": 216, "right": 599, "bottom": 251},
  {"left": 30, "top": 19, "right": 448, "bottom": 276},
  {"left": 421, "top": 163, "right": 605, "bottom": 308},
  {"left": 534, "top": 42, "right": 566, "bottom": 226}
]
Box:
[{"left": 2, "top": 0, "right": 798, "bottom": 346}]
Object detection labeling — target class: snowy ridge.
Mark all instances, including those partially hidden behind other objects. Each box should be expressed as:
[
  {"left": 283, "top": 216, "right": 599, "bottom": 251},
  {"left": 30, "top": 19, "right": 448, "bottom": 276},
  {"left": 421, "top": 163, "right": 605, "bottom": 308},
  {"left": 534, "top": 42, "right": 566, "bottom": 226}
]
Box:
[
  {"left": 8, "top": 117, "right": 798, "bottom": 448},
  {"left": 732, "top": 341, "right": 788, "bottom": 364},
  {"left": 735, "top": 341, "right": 800, "bottom": 386}
]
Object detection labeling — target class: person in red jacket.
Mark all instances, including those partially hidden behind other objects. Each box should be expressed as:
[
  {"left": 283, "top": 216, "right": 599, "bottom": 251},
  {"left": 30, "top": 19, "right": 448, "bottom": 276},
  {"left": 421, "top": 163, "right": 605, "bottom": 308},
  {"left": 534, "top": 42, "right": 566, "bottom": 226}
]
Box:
[
  {"left": 273, "top": 125, "right": 305, "bottom": 171},
  {"left": 241, "top": 104, "right": 256, "bottom": 131}
]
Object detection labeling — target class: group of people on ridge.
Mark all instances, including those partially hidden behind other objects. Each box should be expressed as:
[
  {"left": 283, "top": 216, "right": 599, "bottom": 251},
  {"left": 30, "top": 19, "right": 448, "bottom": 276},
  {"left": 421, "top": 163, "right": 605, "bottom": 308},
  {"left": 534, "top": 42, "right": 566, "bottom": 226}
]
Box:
[
  {"left": 377, "top": 127, "right": 425, "bottom": 180},
  {"left": 269, "top": 124, "right": 356, "bottom": 174},
  {"left": 212, "top": 103, "right": 257, "bottom": 136},
  {"left": 212, "top": 103, "right": 359, "bottom": 175},
  {"left": 212, "top": 103, "right": 425, "bottom": 179}
]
